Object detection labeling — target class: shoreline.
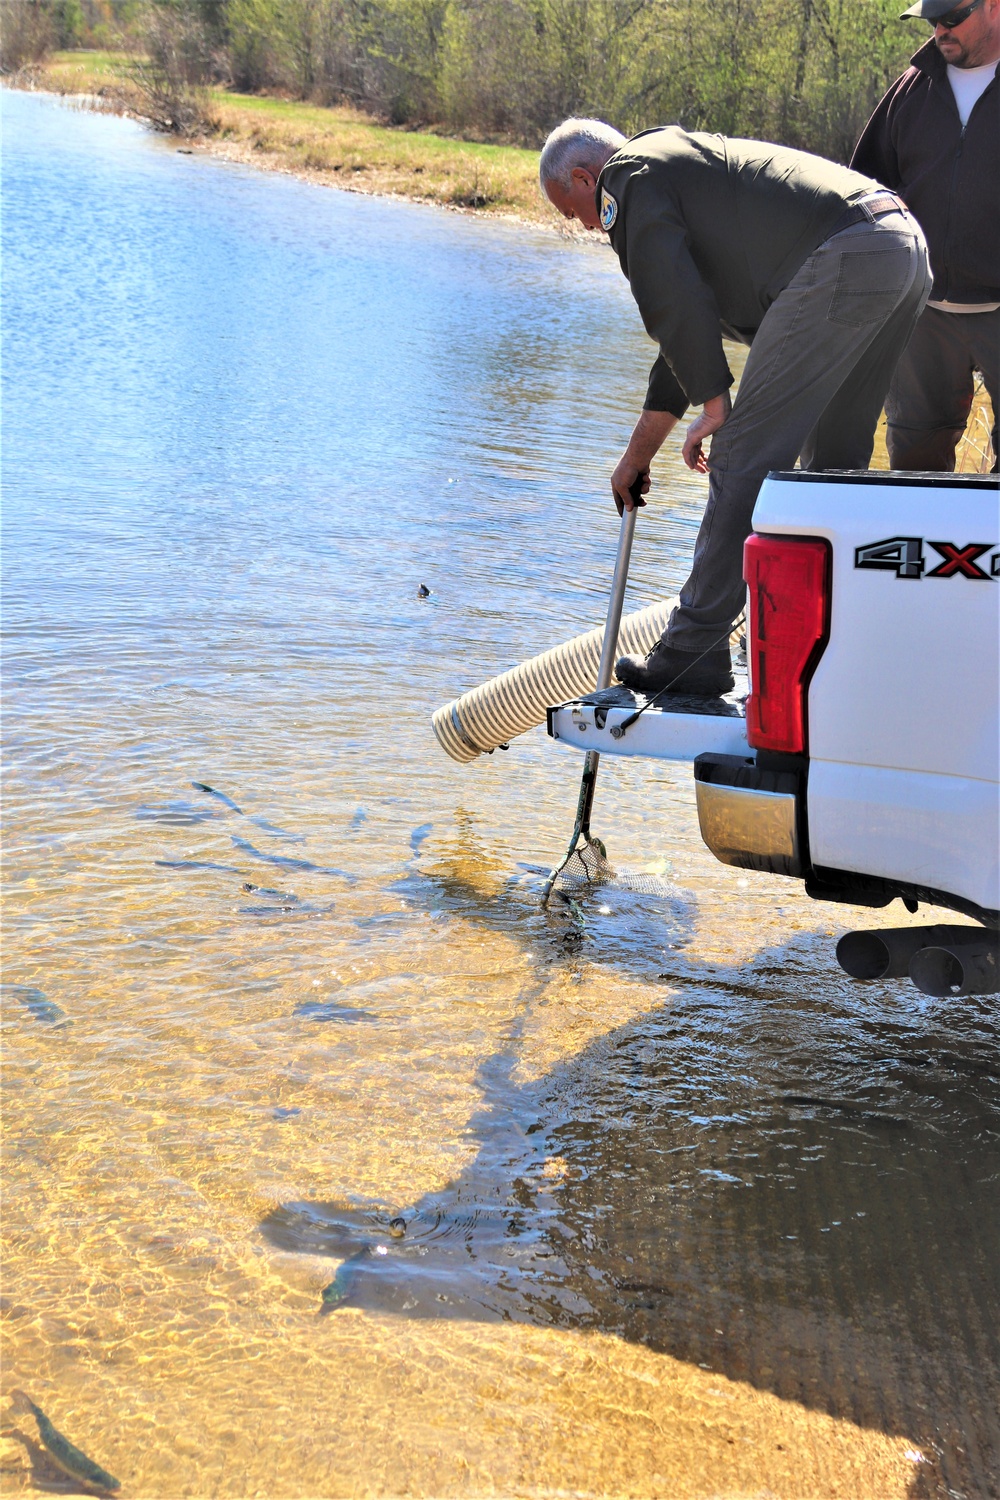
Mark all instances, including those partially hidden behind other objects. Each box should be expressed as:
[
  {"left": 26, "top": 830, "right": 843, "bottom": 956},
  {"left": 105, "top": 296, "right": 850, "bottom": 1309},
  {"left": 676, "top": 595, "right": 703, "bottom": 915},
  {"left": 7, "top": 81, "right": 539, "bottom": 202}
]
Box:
[
  {"left": 8, "top": 52, "right": 583, "bottom": 235},
  {"left": 9, "top": 58, "right": 993, "bottom": 471}
]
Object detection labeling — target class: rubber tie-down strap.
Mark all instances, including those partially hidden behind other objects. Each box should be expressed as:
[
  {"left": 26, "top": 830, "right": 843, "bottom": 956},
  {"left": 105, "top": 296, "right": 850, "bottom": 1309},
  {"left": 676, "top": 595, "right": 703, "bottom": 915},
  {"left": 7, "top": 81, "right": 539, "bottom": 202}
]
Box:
[
  {"left": 611, "top": 614, "right": 746, "bottom": 739},
  {"left": 451, "top": 704, "right": 488, "bottom": 757}
]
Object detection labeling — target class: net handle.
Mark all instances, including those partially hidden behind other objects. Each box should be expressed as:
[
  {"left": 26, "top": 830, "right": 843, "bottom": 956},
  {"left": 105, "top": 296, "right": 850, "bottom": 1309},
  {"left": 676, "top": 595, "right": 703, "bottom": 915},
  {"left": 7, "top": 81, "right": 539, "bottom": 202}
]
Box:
[
  {"left": 594, "top": 479, "right": 643, "bottom": 692},
  {"left": 541, "top": 488, "right": 642, "bottom": 905}
]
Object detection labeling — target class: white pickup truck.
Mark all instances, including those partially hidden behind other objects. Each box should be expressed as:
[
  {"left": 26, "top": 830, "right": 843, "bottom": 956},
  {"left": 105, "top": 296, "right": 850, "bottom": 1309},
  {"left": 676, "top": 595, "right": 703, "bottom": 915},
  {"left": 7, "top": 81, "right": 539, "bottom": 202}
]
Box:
[{"left": 548, "top": 470, "right": 1000, "bottom": 997}]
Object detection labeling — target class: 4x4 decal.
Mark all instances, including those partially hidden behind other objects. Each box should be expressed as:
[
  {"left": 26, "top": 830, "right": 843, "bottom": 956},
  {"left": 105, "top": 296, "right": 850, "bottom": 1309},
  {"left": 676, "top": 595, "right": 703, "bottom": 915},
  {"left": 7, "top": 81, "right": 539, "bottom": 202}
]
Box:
[
  {"left": 926, "top": 541, "right": 993, "bottom": 579},
  {"left": 855, "top": 536, "right": 999, "bottom": 580}
]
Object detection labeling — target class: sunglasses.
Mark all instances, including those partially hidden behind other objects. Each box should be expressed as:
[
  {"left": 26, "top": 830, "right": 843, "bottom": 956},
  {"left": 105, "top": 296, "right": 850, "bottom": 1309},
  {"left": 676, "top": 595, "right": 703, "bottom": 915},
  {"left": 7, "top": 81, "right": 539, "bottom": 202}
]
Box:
[{"left": 927, "top": 0, "right": 983, "bottom": 27}]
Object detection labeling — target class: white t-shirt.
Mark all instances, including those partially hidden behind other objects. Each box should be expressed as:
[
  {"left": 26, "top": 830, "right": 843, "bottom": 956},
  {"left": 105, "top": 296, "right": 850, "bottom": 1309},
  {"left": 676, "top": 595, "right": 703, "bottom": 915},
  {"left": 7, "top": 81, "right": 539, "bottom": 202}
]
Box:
[{"left": 946, "top": 59, "right": 997, "bottom": 126}]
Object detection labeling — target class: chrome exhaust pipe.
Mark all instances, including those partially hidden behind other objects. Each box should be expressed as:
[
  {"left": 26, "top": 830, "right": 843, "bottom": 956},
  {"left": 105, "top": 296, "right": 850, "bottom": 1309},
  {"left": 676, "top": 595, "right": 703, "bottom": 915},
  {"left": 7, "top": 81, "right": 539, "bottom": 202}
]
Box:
[
  {"left": 836, "top": 924, "right": 987, "bottom": 981},
  {"left": 909, "top": 937, "right": 1000, "bottom": 998}
]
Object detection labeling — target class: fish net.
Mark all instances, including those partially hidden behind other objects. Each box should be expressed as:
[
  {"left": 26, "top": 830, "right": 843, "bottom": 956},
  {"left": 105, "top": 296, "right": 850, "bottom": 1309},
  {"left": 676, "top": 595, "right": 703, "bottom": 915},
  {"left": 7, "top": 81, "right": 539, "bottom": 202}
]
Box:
[
  {"left": 539, "top": 753, "right": 684, "bottom": 905},
  {"left": 557, "top": 837, "right": 614, "bottom": 887},
  {"left": 554, "top": 838, "right": 679, "bottom": 898},
  {"left": 540, "top": 621, "right": 747, "bottom": 907}
]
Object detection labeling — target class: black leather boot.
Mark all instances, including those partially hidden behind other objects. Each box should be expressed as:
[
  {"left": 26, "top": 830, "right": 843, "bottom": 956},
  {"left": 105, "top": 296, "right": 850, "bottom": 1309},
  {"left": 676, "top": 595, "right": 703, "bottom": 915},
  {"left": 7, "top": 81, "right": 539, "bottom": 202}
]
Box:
[{"left": 615, "top": 639, "right": 734, "bottom": 696}]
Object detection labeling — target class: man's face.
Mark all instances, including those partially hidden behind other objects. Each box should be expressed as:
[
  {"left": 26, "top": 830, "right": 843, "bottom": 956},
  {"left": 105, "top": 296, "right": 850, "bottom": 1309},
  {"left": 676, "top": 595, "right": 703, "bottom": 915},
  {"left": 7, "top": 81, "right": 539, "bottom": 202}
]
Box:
[
  {"left": 932, "top": 0, "right": 1000, "bottom": 67},
  {"left": 544, "top": 167, "right": 602, "bottom": 230}
]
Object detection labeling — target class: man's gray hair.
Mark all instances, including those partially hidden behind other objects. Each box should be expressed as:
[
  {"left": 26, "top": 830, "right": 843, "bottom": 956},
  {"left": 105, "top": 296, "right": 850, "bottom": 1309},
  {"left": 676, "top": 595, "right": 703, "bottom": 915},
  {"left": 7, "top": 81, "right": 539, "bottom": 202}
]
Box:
[{"left": 538, "top": 118, "right": 626, "bottom": 190}]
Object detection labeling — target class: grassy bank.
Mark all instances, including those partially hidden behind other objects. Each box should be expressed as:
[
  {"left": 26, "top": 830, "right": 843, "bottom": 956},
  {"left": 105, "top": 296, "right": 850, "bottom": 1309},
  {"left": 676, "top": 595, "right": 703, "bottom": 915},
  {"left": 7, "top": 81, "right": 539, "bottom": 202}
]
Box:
[{"left": 28, "top": 51, "right": 556, "bottom": 225}]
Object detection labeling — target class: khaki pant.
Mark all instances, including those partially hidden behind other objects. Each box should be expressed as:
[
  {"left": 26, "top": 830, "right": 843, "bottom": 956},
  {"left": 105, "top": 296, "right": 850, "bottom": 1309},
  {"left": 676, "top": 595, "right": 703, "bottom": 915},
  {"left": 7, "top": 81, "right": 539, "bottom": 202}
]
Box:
[
  {"left": 666, "top": 210, "right": 932, "bottom": 652},
  {"left": 885, "top": 304, "right": 999, "bottom": 472}
]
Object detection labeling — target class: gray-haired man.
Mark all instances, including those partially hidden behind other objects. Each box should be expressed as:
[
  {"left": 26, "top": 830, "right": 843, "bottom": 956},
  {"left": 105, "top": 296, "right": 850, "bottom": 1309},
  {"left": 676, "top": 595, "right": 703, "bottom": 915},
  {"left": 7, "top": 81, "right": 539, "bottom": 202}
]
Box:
[{"left": 540, "top": 120, "right": 932, "bottom": 696}]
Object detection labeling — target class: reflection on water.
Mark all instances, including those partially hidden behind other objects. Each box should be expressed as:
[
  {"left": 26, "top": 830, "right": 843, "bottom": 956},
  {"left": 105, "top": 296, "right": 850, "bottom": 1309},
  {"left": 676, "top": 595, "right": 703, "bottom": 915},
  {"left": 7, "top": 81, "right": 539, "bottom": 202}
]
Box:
[{"left": 3, "top": 89, "right": 998, "bottom": 1499}]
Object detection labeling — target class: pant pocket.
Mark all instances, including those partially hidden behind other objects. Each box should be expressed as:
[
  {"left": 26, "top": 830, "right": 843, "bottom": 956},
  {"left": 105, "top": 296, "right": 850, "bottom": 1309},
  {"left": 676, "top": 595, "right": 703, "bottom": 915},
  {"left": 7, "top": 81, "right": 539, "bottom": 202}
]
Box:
[{"left": 827, "top": 246, "right": 911, "bottom": 327}]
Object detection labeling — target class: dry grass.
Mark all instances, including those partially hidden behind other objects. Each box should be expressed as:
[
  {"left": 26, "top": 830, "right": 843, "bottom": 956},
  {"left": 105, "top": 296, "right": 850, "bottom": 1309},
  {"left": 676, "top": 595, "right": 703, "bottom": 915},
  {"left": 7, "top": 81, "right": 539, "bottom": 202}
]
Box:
[
  {"left": 954, "top": 377, "right": 996, "bottom": 473},
  {"left": 30, "top": 51, "right": 555, "bottom": 224},
  {"left": 209, "top": 94, "right": 548, "bottom": 219},
  {"left": 24, "top": 48, "right": 135, "bottom": 106}
]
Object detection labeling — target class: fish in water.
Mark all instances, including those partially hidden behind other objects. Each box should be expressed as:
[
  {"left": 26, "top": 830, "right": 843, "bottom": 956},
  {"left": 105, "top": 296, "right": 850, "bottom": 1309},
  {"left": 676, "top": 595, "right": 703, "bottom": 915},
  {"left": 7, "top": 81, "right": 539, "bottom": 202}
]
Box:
[
  {"left": 135, "top": 802, "right": 217, "bottom": 825},
  {"left": 9, "top": 1391, "right": 120, "bottom": 1494},
  {"left": 192, "top": 783, "right": 304, "bottom": 840},
  {"left": 293, "top": 999, "right": 378, "bottom": 1025},
  {"left": 319, "top": 1245, "right": 374, "bottom": 1314},
  {"left": 410, "top": 823, "right": 432, "bottom": 857},
  {"left": 231, "top": 835, "right": 356, "bottom": 881},
  {"left": 247, "top": 816, "right": 304, "bottom": 842},
  {"left": 155, "top": 859, "right": 240, "bottom": 872},
  {"left": 191, "top": 781, "right": 243, "bottom": 814},
  {"left": 782, "top": 1095, "right": 909, "bottom": 1129},
  {"left": 388, "top": 1217, "right": 407, "bottom": 1239},
  {"left": 2, "top": 986, "right": 69, "bottom": 1026},
  {"left": 554, "top": 893, "right": 587, "bottom": 930}
]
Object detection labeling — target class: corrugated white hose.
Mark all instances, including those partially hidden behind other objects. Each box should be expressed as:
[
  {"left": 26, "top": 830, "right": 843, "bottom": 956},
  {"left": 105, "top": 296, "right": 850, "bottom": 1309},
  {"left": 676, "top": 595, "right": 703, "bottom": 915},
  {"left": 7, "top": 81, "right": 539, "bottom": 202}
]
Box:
[{"left": 431, "top": 595, "right": 676, "bottom": 763}]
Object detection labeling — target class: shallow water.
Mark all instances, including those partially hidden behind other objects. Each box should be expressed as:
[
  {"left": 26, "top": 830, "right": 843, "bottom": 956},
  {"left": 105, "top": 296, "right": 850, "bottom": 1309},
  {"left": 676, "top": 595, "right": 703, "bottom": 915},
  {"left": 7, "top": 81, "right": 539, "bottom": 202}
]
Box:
[{"left": 2, "top": 90, "right": 998, "bottom": 1500}]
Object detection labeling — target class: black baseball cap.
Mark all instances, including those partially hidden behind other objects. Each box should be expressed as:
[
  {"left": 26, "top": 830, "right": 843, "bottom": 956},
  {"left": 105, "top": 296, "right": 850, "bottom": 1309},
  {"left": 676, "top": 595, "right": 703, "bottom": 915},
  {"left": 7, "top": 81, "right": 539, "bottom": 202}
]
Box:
[{"left": 899, "top": 0, "right": 979, "bottom": 17}]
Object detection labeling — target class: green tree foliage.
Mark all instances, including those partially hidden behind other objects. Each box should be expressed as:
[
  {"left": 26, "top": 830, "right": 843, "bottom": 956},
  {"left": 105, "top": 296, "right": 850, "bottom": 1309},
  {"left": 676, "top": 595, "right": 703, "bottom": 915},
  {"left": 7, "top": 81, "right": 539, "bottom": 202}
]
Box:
[
  {"left": 625, "top": 0, "right": 915, "bottom": 160},
  {"left": 438, "top": 0, "right": 649, "bottom": 139},
  {"left": 40, "top": 0, "right": 919, "bottom": 161},
  {"left": 223, "top": 0, "right": 445, "bottom": 117},
  {"left": 50, "top": 0, "right": 86, "bottom": 45}
]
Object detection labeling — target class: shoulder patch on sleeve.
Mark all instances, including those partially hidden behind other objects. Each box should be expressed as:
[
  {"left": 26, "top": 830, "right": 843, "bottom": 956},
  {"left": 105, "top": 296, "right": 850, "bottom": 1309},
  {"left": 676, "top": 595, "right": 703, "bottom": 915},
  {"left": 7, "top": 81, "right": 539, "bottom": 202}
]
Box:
[{"left": 600, "top": 188, "right": 618, "bottom": 231}]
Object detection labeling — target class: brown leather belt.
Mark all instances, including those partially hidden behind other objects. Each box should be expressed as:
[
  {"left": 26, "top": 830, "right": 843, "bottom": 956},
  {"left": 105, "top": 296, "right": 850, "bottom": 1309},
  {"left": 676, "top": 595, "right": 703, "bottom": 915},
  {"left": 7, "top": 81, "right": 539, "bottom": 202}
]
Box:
[{"left": 828, "top": 192, "right": 908, "bottom": 238}]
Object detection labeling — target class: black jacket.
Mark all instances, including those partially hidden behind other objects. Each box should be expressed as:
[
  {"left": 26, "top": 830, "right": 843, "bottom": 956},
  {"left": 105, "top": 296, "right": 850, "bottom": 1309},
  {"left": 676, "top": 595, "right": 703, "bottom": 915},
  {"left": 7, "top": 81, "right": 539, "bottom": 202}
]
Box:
[
  {"left": 597, "top": 128, "right": 878, "bottom": 416},
  {"left": 851, "top": 40, "right": 999, "bottom": 303}
]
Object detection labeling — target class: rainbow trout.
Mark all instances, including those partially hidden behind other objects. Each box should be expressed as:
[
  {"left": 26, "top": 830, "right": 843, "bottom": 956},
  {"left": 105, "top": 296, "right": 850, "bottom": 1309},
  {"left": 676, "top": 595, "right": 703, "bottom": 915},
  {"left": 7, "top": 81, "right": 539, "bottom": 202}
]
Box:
[
  {"left": 319, "top": 1245, "right": 373, "bottom": 1314},
  {"left": 11, "top": 1391, "right": 120, "bottom": 1494}
]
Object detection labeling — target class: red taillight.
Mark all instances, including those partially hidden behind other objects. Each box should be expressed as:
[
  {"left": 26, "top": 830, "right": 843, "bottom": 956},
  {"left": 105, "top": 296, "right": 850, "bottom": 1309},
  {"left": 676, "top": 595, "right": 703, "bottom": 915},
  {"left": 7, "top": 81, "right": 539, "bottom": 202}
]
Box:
[{"left": 744, "top": 534, "right": 830, "bottom": 755}]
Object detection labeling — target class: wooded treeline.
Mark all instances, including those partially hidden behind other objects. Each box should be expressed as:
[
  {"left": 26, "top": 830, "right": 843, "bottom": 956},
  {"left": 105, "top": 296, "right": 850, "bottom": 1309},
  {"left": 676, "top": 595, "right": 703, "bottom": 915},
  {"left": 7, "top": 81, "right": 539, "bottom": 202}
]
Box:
[{"left": 3, "top": 0, "right": 918, "bottom": 162}]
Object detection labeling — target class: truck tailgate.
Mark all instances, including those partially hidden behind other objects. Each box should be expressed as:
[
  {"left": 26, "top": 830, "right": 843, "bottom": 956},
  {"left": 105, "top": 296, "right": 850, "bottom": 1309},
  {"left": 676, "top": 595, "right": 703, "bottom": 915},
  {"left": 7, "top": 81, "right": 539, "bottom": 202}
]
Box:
[{"left": 754, "top": 471, "right": 1000, "bottom": 910}]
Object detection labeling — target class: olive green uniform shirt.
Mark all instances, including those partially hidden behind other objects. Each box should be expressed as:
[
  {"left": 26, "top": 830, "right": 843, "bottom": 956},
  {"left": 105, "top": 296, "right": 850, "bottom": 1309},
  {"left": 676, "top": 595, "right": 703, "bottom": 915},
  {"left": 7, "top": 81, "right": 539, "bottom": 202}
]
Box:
[{"left": 596, "top": 127, "right": 881, "bottom": 416}]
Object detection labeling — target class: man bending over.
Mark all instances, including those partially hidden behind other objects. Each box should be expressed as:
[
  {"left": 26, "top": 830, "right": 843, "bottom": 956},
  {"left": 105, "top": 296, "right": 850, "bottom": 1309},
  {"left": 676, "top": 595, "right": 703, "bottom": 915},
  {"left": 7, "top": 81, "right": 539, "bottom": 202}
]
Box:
[{"left": 540, "top": 120, "right": 931, "bottom": 697}]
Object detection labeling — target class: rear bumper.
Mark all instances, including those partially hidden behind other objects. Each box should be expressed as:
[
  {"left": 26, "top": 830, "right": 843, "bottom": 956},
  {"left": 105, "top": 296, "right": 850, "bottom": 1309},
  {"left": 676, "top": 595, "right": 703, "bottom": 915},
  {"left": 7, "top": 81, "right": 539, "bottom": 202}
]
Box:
[
  {"left": 693, "top": 755, "right": 804, "bottom": 877},
  {"left": 693, "top": 753, "right": 999, "bottom": 922}
]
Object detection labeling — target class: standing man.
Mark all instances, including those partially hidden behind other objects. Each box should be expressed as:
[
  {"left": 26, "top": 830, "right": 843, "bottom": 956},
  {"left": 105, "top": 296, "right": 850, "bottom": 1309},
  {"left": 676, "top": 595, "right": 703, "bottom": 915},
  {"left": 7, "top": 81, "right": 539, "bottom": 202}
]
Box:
[
  {"left": 851, "top": 0, "right": 999, "bottom": 471},
  {"left": 539, "top": 122, "right": 931, "bottom": 696}
]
